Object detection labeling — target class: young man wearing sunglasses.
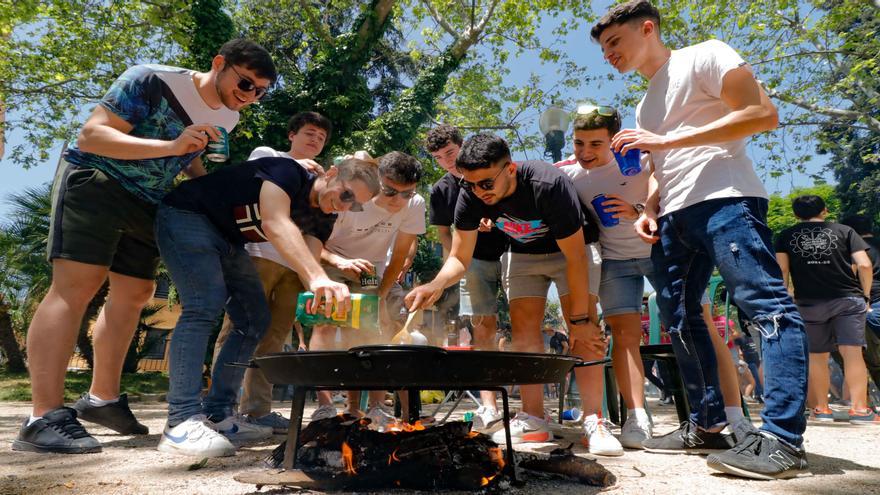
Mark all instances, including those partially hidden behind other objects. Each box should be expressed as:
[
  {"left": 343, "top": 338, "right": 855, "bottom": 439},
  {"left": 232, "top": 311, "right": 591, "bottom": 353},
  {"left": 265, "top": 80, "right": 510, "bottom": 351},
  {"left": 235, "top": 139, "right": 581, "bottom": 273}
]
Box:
[
  {"left": 13, "top": 39, "right": 276, "bottom": 455},
  {"left": 154, "top": 156, "right": 378, "bottom": 457},
  {"left": 308, "top": 151, "right": 425, "bottom": 427},
  {"left": 592, "top": 0, "right": 808, "bottom": 479},
  {"left": 426, "top": 124, "right": 508, "bottom": 430},
  {"left": 406, "top": 134, "right": 614, "bottom": 454},
  {"left": 207, "top": 111, "right": 333, "bottom": 435}
]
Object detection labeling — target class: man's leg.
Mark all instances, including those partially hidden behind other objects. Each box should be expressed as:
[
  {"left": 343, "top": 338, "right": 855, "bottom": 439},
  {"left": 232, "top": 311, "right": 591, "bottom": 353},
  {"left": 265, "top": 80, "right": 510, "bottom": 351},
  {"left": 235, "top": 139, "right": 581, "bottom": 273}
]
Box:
[
  {"left": 808, "top": 352, "right": 831, "bottom": 411},
  {"left": 28, "top": 260, "right": 109, "bottom": 417},
  {"left": 89, "top": 272, "right": 155, "bottom": 400},
  {"left": 839, "top": 345, "right": 869, "bottom": 411},
  {"left": 606, "top": 313, "right": 645, "bottom": 410},
  {"left": 702, "top": 304, "right": 744, "bottom": 424},
  {"left": 508, "top": 297, "right": 547, "bottom": 417},
  {"left": 459, "top": 258, "right": 501, "bottom": 415}
]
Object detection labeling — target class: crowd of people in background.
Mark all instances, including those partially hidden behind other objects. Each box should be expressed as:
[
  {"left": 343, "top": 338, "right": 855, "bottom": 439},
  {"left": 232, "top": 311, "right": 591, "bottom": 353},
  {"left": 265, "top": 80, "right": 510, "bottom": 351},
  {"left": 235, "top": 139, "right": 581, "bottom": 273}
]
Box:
[{"left": 11, "top": 0, "right": 880, "bottom": 484}]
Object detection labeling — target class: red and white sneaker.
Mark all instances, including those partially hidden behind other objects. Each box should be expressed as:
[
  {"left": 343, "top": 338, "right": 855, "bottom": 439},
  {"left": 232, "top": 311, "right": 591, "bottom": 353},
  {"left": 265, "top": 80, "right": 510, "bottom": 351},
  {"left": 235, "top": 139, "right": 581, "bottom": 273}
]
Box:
[
  {"left": 849, "top": 408, "right": 880, "bottom": 425},
  {"left": 491, "top": 412, "right": 552, "bottom": 444}
]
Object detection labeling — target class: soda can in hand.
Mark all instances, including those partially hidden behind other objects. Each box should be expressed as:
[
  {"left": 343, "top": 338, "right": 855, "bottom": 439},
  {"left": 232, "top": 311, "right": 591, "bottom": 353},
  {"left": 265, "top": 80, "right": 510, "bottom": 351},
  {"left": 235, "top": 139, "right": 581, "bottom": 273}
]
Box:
[{"left": 204, "top": 126, "right": 229, "bottom": 162}]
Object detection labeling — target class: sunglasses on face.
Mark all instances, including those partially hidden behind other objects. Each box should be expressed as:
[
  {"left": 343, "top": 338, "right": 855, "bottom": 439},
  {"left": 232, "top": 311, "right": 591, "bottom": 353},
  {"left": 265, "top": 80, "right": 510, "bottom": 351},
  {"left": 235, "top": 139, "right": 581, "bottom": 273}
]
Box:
[
  {"left": 339, "top": 188, "right": 357, "bottom": 204},
  {"left": 227, "top": 64, "right": 269, "bottom": 99},
  {"left": 576, "top": 103, "right": 620, "bottom": 119},
  {"left": 381, "top": 184, "right": 417, "bottom": 199},
  {"left": 458, "top": 163, "right": 508, "bottom": 192}
]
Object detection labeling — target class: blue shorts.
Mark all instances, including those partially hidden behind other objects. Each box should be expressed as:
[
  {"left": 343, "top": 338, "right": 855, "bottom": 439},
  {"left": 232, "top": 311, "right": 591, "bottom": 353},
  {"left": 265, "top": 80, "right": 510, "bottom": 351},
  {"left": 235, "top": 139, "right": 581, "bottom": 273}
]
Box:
[
  {"left": 598, "top": 257, "right": 657, "bottom": 317},
  {"left": 460, "top": 258, "right": 501, "bottom": 316}
]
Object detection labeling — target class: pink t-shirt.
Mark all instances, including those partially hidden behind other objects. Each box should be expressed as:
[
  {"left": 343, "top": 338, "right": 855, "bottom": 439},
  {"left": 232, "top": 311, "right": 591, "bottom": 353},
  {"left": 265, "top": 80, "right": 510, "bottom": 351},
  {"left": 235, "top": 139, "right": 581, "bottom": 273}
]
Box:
[{"left": 713, "top": 316, "right": 735, "bottom": 349}]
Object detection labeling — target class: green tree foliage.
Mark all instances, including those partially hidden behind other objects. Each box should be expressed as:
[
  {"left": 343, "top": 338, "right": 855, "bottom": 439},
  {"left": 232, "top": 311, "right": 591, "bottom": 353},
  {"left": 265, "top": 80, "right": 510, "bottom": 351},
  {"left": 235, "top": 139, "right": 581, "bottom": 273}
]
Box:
[
  {"left": 766, "top": 183, "right": 840, "bottom": 235},
  {"left": 181, "top": 0, "right": 236, "bottom": 72},
  {"left": 0, "top": 0, "right": 192, "bottom": 167}
]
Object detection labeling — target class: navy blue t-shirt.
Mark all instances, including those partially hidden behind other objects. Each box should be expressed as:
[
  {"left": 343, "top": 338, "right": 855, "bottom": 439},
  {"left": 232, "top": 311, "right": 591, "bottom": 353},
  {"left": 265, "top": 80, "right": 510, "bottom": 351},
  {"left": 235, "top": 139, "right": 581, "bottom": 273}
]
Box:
[
  {"left": 163, "top": 156, "right": 336, "bottom": 245},
  {"left": 454, "top": 161, "right": 584, "bottom": 254}
]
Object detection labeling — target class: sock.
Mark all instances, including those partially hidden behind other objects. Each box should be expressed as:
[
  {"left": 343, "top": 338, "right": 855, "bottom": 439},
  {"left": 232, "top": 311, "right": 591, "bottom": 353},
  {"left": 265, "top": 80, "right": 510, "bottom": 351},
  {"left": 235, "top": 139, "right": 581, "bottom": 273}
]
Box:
[
  {"left": 629, "top": 408, "right": 650, "bottom": 422},
  {"left": 27, "top": 415, "right": 43, "bottom": 426},
  {"left": 725, "top": 406, "right": 745, "bottom": 424},
  {"left": 88, "top": 393, "right": 119, "bottom": 407}
]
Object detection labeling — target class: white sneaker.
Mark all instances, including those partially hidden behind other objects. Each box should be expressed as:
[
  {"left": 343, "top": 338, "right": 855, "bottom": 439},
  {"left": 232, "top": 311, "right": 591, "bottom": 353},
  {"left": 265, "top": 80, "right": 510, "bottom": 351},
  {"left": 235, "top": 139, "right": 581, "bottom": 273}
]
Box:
[
  {"left": 490, "top": 412, "right": 552, "bottom": 444},
  {"left": 212, "top": 414, "right": 272, "bottom": 443},
  {"left": 310, "top": 404, "right": 338, "bottom": 421},
  {"left": 365, "top": 404, "right": 396, "bottom": 432},
  {"left": 583, "top": 414, "right": 624, "bottom": 456},
  {"left": 619, "top": 414, "right": 653, "bottom": 449},
  {"left": 471, "top": 406, "right": 503, "bottom": 430},
  {"left": 157, "top": 415, "right": 235, "bottom": 457}
]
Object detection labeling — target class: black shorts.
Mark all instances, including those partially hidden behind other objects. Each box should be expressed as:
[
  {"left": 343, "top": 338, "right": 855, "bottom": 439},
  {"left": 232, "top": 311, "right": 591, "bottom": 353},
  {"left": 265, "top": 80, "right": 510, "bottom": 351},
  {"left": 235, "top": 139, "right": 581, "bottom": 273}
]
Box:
[
  {"left": 797, "top": 297, "right": 867, "bottom": 353},
  {"left": 47, "top": 158, "right": 159, "bottom": 280}
]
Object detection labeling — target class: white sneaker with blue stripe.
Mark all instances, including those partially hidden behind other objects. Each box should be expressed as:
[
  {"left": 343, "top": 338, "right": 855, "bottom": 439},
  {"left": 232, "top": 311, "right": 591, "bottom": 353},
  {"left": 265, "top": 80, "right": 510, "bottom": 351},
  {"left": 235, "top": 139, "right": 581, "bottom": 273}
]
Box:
[
  {"left": 157, "top": 415, "right": 235, "bottom": 457},
  {"left": 212, "top": 414, "right": 273, "bottom": 443}
]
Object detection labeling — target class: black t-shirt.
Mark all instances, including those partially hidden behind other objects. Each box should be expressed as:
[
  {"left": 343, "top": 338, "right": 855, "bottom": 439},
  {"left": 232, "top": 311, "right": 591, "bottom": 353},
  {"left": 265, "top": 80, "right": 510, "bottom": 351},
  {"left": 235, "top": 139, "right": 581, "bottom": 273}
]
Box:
[
  {"left": 549, "top": 331, "right": 569, "bottom": 354},
  {"left": 163, "top": 156, "right": 336, "bottom": 246},
  {"left": 454, "top": 161, "right": 584, "bottom": 255},
  {"left": 774, "top": 221, "right": 869, "bottom": 300},
  {"left": 865, "top": 236, "right": 880, "bottom": 302},
  {"left": 430, "top": 173, "right": 508, "bottom": 261},
  {"left": 733, "top": 335, "right": 759, "bottom": 364}
]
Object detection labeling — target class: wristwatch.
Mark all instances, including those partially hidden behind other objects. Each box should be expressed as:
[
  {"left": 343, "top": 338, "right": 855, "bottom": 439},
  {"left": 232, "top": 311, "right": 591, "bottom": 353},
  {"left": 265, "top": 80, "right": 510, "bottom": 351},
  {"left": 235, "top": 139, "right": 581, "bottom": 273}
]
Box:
[
  {"left": 569, "top": 315, "right": 592, "bottom": 326},
  {"left": 633, "top": 203, "right": 646, "bottom": 215}
]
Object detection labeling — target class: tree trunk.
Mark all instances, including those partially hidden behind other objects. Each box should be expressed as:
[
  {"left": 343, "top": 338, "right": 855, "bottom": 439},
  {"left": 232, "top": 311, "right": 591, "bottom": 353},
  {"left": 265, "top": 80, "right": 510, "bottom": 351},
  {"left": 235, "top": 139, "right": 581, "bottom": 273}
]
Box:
[
  {"left": 76, "top": 281, "right": 109, "bottom": 369},
  {"left": 0, "top": 295, "right": 27, "bottom": 372}
]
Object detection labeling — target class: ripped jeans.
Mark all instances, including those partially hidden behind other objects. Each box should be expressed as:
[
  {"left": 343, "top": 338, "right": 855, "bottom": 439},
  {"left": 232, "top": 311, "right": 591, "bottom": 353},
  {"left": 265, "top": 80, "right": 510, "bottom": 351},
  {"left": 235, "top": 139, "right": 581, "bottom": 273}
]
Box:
[
  {"left": 652, "top": 197, "right": 808, "bottom": 447},
  {"left": 156, "top": 205, "right": 270, "bottom": 426}
]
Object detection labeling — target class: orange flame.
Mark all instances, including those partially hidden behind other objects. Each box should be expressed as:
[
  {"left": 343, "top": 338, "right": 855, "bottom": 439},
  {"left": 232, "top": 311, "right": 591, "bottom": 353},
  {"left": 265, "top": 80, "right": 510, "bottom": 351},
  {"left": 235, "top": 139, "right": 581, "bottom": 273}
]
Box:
[
  {"left": 341, "top": 442, "right": 357, "bottom": 475},
  {"left": 488, "top": 447, "right": 505, "bottom": 469},
  {"left": 386, "top": 419, "right": 427, "bottom": 433},
  {"left": 466, "top": 431, "right": 480, "bottom": 438},
  {"left": 387, "top": 448, "right": 401, "bottom": 466},
  {"left": 481, "top": 474, "right": 497, "bottom": 486}
]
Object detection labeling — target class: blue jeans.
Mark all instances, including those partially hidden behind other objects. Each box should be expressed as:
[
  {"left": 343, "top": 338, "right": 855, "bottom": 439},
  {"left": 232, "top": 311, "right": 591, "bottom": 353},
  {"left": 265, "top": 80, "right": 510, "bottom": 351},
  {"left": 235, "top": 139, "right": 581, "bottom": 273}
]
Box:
[
  {"left": 651, "top": 197, "right": 808, "bottom": 447},
  {"left": 156, "top": 204, "right": 270, "bottom": 426},
  {"left": 866, "top": 301, "right": 880, "bottom": 338}
]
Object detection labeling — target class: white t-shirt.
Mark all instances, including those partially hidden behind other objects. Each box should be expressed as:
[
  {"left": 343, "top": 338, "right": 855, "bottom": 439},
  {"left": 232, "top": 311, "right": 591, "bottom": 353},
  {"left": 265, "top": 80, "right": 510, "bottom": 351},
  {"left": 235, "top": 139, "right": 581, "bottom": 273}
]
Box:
[
  {"left": 324, "top": 194, "right": 427, "bottom": 276},
  {"left": 636, "top": 39, "right": 768, "bottom": 216},
  {"left": 243, "top": 147, "right": 306, "bottom": 268},
  {"left": 560, "top": 159, "right": 652, "bottom": 260}
]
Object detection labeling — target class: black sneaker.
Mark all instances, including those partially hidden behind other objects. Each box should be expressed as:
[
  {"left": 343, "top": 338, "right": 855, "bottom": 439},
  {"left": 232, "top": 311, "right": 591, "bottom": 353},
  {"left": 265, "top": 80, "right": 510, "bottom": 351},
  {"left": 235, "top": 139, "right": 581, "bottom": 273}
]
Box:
[
  {"left": 12, "top": 407, "right": 102, "bottom": 454},
  {"left": 707, "top": 430, "right": 809, "bottom": 480},
  {"left": 72, "top": 392, "right": 148, "bottom": 435},
  {"left": 643, "top": 421, "right": 735, "bottom": 454}
]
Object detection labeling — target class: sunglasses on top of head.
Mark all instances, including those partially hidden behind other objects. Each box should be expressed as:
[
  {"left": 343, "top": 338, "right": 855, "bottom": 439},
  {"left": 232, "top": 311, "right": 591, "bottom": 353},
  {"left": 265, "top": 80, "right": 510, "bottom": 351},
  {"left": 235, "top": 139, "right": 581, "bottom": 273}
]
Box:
[
  {"left": 227, "top": 64, "right": 269, "bottom": 99},
  {"left": 458, "top": 162, "right": 508, "bottom": 192},
  {"left": 381, "top": 184, "right": 417, "bottom": 199},
  {"left": 576, "top": 104, "right": 619, "bottom": 118}
]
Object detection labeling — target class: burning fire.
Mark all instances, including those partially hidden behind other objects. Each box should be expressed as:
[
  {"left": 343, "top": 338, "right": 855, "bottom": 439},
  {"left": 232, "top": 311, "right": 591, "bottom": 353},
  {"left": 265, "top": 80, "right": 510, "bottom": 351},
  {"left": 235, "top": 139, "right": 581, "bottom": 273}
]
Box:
[
  {"left": 488, "top": 447, "right": 505, "bottom": 469},
  {"left": 466, "top": 430, "right": 480, "bottom": 438},
  {"left": 341, "top": 442, "right": 357, "bottom": 474},
  {"left": 480, "top": 475, "right": 497, "bottom": 487},
  {"left": 386, "top": 419, "right": 427, "bottom": 433},
  {"left": 387, "top": 448, "right": 400, "bottom": 466}
]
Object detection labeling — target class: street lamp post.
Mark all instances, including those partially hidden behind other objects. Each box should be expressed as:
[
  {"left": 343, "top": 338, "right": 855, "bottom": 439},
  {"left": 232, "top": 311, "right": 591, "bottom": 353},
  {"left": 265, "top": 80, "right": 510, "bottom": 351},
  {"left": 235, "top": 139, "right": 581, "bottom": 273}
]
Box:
[{"left": 539, "top": 106, "right": 571, "bottom": 163}]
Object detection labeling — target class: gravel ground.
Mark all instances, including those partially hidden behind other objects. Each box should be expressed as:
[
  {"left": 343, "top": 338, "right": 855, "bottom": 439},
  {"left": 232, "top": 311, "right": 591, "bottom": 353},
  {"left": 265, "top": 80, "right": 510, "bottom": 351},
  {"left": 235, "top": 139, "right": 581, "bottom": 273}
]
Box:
[{"left": 1, "top": 398, "right": 878, "bottom": 495}]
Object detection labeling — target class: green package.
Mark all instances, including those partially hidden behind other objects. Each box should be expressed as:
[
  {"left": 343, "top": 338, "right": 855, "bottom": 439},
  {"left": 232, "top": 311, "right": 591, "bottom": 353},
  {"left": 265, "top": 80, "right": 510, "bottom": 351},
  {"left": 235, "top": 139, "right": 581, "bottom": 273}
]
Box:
[{"left": 295, "top": 292, "right": 380, "bottom": 331}]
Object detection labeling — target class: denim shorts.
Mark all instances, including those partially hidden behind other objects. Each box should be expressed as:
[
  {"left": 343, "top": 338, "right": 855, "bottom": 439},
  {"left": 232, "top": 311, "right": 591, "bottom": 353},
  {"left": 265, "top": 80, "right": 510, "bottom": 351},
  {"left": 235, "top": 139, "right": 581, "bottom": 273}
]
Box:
[
  {"left": 797, "top": 296, "right": 867, "bottom": 352},
  {"left": 599, "top": 257, "right": 656, "bottom": 317},
  {"left": 501, "top": 246, "right": 600, "bottom": 301},
  {"left": 459, "top": 258, "right": 501, "bottom": 316}
]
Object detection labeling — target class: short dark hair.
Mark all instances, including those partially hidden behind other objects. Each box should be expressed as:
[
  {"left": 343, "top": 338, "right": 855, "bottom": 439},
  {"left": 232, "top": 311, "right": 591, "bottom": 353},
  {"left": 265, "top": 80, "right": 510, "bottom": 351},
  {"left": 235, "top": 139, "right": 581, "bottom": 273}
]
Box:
[
  {"left": 591, "top": 0, "right": 661, "bottom": 41},
  {"left": 841, "top": 214, "right": 873, "bottom": 236},
  {"left": 572, "top": 110, "right": 621, "bottom": 136},
  {"left": 288, "top": 111, "right": 333, "bottom": 138},
  {"left": 456, "top": 134, "right": 511, "bottom": 171},
  {"left": 379, "top": 151, "right": 423, "bottom": 185},
  {"left": 219, "top": 38, "right": 277, "bottom": 82},
  {"left": 791, "top": 195, "right": 826, "bottom": 220},
  {"left": 425, "top": 124, "right": 463, "bottom": 152}
]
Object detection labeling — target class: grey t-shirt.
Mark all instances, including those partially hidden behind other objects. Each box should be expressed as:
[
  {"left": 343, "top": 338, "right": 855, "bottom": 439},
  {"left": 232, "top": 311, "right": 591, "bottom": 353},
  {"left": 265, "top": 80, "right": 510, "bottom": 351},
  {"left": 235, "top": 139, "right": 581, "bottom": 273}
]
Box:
[{"left": 560, "top": 159, "right": 651, "bottom": 260}]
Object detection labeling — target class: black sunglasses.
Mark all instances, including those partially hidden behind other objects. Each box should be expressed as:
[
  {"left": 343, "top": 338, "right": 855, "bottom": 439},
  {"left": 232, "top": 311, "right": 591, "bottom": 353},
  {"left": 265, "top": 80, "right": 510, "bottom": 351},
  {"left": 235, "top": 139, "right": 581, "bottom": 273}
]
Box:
[
  {"left": 381, "top": 184, "right": 417, "bottom": 199},
  {"left": 458, "top": 163, "right": 508, "bottom": 192},
  {"left": 227, "top": 64, "right": 269, "bottom": 99},
  {"left": 339, "top": 188, "right": 357, "bottom": 204}
]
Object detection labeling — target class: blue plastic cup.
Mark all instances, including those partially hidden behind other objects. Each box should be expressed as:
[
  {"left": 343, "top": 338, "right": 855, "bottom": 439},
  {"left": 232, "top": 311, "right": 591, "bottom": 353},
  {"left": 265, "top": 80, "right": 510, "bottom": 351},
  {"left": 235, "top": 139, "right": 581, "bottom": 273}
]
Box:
[
  {"left": 613, "top": 148, "right": 642, "bottom": 176},
  {"left": 561, "top": 407, "right": 581, "bottom": 421},
  {"left": 591, "top": 194, "right": 619, "bottom": 227}
]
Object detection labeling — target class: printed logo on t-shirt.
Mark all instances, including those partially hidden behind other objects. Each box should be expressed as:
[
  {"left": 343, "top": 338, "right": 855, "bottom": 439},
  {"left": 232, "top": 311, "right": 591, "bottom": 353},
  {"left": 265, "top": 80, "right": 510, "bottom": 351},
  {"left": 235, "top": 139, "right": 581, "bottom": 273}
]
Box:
[
  {"left": 495, "top": 214, "right": 548, "bottom": 243},
  {"left": 233, "top": 203, "right": 268, "bottom": 242},
  {"left": 790, "top": 226, "right": 838, "bottom": 263}
]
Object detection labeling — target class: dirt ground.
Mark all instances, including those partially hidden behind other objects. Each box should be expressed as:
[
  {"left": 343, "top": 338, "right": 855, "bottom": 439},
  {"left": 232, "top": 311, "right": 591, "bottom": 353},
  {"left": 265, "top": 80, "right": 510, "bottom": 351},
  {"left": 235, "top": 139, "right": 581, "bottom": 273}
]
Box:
[{"left": 1, "top": 397, "right": 878, "bottom": 495}]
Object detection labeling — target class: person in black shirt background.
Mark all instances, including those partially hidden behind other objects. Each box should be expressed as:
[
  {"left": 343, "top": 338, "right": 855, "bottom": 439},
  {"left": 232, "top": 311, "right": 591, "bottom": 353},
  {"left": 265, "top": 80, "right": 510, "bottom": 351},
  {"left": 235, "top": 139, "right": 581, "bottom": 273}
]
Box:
[
  {"left": 841, "top": 215, "right": 880, "bottom": 410},
  {"left": 775, "top": 195, "right": 877, "bottom": 424}
]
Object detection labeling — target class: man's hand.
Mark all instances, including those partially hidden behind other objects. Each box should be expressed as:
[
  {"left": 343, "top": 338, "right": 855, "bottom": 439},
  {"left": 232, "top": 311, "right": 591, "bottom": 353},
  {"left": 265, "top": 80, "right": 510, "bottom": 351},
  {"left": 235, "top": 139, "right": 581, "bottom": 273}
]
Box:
[
  {"left": 405, "top": 282, "right": 444, "bottom": 312},
  {"left": 335, "top": 258, "right": 375, "bottom": 280},
  {"left": 612, "top": 128, "right": 670, "bottom": 154},
  {"left": 168, "top": 124, "right": 221, "bottom": 156},
  {"left": 298, "top": 158, "right": 326, "bottom": 176},
  {"left": 634, "top": 213, "right": 660, "bottom": 244},
  {"left": 571, "top": 321, "right": 606, "bottom": 355},
  {"left": 308, "top": 277, "right": 351, "bottom": 317},
  {"left": 478, "top": 218, "right": 494, "bottom": 232},
  {"left": 601, "top": 194, "right": 639, "bottom": 221}
]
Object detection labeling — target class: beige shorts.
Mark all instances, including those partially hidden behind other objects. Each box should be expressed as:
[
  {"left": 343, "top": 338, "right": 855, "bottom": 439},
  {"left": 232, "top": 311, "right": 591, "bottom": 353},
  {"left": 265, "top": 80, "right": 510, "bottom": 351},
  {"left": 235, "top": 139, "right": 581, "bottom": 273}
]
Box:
[{"left": 501, "top": 244, "right": 601, "bottom": 301}]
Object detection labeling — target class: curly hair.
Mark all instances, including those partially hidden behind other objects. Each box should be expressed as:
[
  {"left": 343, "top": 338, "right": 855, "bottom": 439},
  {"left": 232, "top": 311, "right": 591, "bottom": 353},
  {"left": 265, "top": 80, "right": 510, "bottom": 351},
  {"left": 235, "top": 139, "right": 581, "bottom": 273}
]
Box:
[{"left": 425, "top": 124, "right": 463, "bottom": 152}]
